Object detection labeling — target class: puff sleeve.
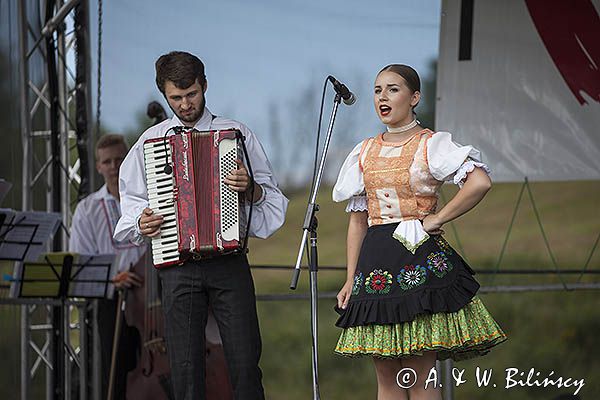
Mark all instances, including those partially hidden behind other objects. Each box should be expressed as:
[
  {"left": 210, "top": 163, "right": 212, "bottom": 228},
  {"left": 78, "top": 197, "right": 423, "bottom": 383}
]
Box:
[
  {"left": 427, "top": 131, "right": 491, "bottom": 188},
  {"left": 332, "top": 141, "right": 368, "bottom": 212}
]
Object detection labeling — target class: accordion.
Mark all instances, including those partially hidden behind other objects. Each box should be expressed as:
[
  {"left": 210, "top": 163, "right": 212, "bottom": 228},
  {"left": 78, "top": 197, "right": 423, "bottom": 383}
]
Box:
[{"left": 143, "top": 128, "right": 247, "bottom": 268}]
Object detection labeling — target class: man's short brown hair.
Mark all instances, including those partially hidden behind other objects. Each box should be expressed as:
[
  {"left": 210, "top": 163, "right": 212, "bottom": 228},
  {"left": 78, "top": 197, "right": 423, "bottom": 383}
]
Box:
[
  {"left": 95, "top": 134, "right": 127, "bottom": 159},
  {"left": 155, "top": 51, "right": 206, "bottom": 94}
]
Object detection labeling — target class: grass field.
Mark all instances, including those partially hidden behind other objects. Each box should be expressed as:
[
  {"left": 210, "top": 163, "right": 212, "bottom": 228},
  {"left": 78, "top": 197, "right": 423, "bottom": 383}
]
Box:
[
  {"left": 1, "top": 180, "right": 598, "bottom": 399},
  {"left": 248, "top": 181, "right": 600, "bottom": 399}
]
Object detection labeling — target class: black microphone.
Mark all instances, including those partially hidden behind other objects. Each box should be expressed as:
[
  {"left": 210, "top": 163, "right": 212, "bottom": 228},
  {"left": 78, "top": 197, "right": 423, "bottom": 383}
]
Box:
[{"left": 327, "top": 75, "right": 356, "bottom": 105}]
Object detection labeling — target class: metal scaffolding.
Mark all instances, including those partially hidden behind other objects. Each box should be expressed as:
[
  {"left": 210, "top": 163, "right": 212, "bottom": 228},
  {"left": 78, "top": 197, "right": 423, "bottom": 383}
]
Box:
[{"left": 17, "top": 0, "right": 96, "bottom": 399}]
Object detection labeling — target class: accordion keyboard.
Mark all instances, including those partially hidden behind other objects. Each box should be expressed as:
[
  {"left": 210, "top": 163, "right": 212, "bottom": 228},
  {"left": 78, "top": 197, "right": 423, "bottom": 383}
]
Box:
[{"left": 143, "top": 140, "right": 180, "bottom": 265}]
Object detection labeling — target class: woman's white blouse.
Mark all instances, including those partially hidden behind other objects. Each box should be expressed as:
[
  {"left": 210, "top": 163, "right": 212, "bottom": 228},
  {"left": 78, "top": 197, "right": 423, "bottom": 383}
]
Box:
[
  {"left": 332, "top": 131, "right": 491, "bottom": 253},
  {"left": 333, "top": 131, "right": 489, "bottom": 204}
]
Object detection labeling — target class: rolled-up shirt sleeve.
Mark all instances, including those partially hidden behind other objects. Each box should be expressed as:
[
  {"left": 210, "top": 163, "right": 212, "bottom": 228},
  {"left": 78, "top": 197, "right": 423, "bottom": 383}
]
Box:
[
  {"left": 240, "top": 125, "right": 289, "bottom": 239},
  {"left": 114, "top": 139, "right": 148, "bottom": 245}
]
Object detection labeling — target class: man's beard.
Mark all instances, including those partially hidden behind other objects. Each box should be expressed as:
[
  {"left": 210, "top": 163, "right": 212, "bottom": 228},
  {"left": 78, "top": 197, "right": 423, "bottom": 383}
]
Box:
[
  {"left": 177, "top": 107, "right": 204, "bottom": 123},
  {"left": 171, "top": 98, "right": 205, "bottom": 124}
]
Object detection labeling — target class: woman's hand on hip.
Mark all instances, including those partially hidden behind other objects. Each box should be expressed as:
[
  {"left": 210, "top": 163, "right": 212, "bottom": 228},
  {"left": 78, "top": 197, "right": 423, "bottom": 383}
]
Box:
[{"left": 422, "top": 214, "right": 445, "bottom": 235}]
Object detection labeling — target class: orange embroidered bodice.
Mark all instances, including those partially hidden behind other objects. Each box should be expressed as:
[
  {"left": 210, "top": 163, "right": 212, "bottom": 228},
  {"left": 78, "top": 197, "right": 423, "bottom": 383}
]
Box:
[{"left": 360, "top": 130, "right": 441, "bottom": 226}]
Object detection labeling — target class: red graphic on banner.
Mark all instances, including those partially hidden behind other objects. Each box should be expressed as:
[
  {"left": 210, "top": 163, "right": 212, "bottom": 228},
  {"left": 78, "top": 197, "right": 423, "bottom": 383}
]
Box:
[{"left": 526, "top": 0, "right": 600, "bottom": 105}]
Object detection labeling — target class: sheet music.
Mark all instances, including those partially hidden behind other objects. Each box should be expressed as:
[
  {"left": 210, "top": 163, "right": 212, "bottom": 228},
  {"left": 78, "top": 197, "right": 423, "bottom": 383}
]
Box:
[
  {"left": 0, "top": 180, "right": 11, "bottom": 205},
  {"left": 19, "top": 252, "right": 70, "bottom": 297},
  {"left": 2, "top": 210, "right": 62, "bottom": 297},
  {"left": 0, "top": 209, "right": 61, "bottom": 261},
  {"left": 69, "top": 253, "right": 117, "bottom": 299}
]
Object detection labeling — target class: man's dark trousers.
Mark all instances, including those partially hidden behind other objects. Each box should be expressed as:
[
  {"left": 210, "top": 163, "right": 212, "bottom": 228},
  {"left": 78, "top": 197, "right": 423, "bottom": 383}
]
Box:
[{"left": 159, "top": 254, "right": 265, "bottom": 400}]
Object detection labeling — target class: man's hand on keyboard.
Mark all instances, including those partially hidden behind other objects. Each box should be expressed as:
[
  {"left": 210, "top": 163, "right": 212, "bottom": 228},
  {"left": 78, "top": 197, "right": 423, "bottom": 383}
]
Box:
[{"left": 139, "top": 207, "right": 164, "bottom": 237}]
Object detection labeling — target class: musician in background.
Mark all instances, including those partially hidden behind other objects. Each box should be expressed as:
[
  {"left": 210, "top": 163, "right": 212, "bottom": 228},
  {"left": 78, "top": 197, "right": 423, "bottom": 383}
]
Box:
[
  {"left": 114, "top": 51, "right": 288, "bottom": 400},
  {"left": 69, "top": 134, "right": 145, "bottom": 399}
]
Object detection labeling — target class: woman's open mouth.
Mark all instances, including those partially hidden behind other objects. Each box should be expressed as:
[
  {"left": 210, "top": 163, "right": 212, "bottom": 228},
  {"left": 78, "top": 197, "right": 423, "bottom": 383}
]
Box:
[{"left": 379, "top": 105, "right": 391, "bottom": 116}]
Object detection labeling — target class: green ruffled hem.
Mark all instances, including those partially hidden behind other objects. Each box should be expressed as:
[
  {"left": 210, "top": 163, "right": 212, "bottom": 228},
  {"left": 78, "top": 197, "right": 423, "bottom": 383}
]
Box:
[
  {"left": 392, "top": 231, "right": 430, "bottom": 254},
  {"left": 335, "top": 296, "right": 507, "bottom": 361}
]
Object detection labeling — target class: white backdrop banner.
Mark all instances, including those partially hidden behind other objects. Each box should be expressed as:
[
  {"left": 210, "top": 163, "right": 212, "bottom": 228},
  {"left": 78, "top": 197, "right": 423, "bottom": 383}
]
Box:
[{"left": 436, "top": 0, "right": 600, "bottom": 182}]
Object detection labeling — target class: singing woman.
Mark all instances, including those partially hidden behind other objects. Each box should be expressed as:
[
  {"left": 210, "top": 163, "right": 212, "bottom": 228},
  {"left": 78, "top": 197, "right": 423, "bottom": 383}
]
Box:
[{"left": 333, "top": 64, "right": 507, "bottom": 400}]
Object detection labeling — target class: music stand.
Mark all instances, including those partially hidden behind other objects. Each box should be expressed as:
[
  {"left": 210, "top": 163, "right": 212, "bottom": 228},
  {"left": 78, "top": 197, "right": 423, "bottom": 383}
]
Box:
[
  {"left": 17, "top": 253, "right": 116, "bottom": 299},
  {"left": 0, "top": 209, "right": 62, "bottom": 297},
  {"left": 0, "top": 207, "right": 114, "bottom": 400},
  {"left": 19, "top": 253, "right": 74, "bottom": 298},
  {"left": 69, "top": 254, "right": 118, "bottom": 300},
  {"left": 14, "top": 252, "right": 115, "bottom": 400}
]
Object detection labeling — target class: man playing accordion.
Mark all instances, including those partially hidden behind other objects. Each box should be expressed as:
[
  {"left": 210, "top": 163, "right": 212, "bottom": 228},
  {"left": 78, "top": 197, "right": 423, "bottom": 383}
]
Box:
[{"left": 114, "top": 51, "right": 288, "bottom": 400}]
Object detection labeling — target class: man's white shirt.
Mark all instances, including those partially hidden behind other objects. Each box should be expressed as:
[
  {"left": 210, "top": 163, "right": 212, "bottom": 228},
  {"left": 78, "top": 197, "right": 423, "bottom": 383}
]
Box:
[
  {"left": 69, "top": 184, "right": 146, "bottom": 272},
  {"left": 114, "top": 107, "right": 289, "bottom": 245}
]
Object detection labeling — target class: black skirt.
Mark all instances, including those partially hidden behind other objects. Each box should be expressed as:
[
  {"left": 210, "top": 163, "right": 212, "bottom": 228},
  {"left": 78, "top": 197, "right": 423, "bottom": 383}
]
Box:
[{"left": 335, "top": 223, "right": 480, "bottom": 328}]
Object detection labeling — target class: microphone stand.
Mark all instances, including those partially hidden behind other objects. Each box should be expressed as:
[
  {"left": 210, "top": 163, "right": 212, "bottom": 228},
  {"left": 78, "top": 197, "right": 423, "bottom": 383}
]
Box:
[{"left": 290, "top": 92, "right": 343, "bottom": 400}]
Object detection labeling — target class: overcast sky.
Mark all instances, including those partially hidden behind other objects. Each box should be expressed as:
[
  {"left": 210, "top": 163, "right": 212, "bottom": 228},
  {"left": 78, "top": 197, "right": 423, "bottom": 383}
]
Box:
[{"left": 93, "top": 1, "right": 441, "bottom": 145}]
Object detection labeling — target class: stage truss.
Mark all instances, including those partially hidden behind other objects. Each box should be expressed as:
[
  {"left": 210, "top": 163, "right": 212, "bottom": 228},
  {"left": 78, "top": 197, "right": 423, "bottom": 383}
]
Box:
[{"left": 16, "top": 0, "right": 96, "bottom": 399}]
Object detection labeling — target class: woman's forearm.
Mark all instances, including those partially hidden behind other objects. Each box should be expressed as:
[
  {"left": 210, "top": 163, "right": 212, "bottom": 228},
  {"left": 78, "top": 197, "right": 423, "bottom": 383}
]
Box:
[
  {"left": 436, "top": 167, "right": 492, "bottom": 225},
  {"left": 346, "top": 211, "right": 369, "bottom": 282}
]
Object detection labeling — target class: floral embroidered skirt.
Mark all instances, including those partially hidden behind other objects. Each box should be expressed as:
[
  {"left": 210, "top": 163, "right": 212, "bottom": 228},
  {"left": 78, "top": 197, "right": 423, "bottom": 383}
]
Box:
[{"left": 334, "top": 223, "right": 507, "bottom": 361}]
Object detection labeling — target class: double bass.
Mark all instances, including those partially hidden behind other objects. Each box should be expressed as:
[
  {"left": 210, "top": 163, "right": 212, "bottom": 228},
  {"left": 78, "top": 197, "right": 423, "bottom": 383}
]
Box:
[
  {"left": 121, "top": 252, "right": 233, "bottom": 400},
  {"left": 121, "top": 251, "right": 172, "bottom": 399}
]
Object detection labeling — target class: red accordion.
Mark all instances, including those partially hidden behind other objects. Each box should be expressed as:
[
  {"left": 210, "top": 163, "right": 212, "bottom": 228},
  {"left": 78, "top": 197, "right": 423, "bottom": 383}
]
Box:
[{"left": 143, "top": 128, "right": 246, "bottom": 268}]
